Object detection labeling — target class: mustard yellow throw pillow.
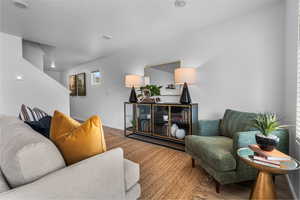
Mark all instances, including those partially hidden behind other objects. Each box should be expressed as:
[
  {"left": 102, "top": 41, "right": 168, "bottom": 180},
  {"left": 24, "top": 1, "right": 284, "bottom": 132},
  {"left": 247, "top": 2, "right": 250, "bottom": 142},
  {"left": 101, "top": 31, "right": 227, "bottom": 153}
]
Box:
[{"left": 50, "top": 111, "right": 106, "bottom": 165}]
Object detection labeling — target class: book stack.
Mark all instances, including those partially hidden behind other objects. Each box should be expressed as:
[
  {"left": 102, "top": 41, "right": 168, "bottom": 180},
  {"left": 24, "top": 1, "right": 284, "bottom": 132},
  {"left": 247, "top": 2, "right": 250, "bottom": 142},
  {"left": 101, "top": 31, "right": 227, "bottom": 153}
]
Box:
[{"left": 248, "top": 144, "right": 291, "bottom": 168}]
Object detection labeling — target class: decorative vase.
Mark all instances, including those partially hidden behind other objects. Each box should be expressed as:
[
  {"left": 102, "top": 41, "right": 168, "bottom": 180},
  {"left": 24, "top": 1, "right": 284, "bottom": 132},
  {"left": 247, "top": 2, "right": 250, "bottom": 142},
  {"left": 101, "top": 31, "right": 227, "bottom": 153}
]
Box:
[
  {"left": 129, "top": 86, "right": 138, "bottom": 103},
  {"left": 180, "top": 82, "right": 191, "bottom": 104},
  {"left": 255, "top": 133, "right": 280, "bottom": 151},
  {"left": 176, "top": 129, "right": 186, "bottom": 139},
  {"left": 171, "top": 124, "right": 178, "bottom": 137}
]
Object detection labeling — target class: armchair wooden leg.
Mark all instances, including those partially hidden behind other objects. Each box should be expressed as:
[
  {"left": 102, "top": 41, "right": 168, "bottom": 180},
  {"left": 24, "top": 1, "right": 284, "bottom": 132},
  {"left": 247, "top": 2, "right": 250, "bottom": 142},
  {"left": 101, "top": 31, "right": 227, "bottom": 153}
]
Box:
[
  {"left": 192, "top": 158, "right": 195, "bottom": 168},
  {"left": 215, "top": 181, "right": 220, "bottom": 193}
]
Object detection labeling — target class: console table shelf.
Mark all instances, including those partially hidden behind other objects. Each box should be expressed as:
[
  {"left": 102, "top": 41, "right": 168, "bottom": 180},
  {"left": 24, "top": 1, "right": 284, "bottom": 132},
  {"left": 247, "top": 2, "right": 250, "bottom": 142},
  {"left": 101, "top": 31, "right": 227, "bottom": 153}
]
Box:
[{"left": 124, "top": 102, "right": 198, "bottom": 150}]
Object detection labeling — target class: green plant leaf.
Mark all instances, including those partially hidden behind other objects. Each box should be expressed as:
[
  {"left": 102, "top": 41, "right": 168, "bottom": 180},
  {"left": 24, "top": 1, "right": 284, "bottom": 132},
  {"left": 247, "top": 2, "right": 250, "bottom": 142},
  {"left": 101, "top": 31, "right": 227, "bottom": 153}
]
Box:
[{"left": 251, "top": 113, "right": 287, "bottom": 136}]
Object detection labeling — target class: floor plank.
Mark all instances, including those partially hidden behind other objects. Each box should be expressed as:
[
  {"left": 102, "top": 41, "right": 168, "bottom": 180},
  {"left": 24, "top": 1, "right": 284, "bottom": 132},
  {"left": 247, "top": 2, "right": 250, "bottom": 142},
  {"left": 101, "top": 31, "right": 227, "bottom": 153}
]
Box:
[{"left": 104, "top": 127, "right": 294, "bottom": 200}]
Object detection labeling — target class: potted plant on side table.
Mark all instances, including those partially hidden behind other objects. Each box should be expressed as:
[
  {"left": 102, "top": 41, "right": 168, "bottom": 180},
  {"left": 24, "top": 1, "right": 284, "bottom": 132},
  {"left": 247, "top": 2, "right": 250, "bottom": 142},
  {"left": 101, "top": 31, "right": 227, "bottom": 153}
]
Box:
[{"left": 252, "top": 113, "right": 288, "bottom": 151}]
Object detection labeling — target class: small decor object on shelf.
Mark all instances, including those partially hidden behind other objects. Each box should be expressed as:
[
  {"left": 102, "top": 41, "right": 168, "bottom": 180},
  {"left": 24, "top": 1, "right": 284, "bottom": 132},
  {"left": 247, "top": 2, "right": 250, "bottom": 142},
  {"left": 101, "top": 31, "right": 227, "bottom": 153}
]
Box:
[
  {"left": 252, "top": 113, "right": 287, "bottom": 151},
  {"left": 163, "top": 115, "right": 168, "bottom": 121},
  {"left": 171, "top": 124, "right": 178, "bottom": 137},
  {"left": 174, "top": 68, "right": 197, "bottom": 104},
  {"left": 155, "top": 97, "right": 161, "bottom": 103},
  {"left": 142, "top": 89, "right": 151, "bottom": 98},
  {"left": 130, "top": 119, "right": 136, "bottom": 130},
  {"left": 125, "top": 74, "right": 144, "bottom": 103},
  {"left": 166, "top": 84, "right": 176, "bottom": 89},
  {"left": 176, "top": 129, "right": 186, "bottom": 139}
]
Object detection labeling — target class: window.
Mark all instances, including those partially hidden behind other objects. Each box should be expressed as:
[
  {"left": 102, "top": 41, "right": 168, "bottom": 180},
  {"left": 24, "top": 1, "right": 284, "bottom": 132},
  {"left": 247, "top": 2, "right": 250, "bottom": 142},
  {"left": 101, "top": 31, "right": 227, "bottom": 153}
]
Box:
[{"left": 91, "top": 70, "right": 101, "bottom": 86}]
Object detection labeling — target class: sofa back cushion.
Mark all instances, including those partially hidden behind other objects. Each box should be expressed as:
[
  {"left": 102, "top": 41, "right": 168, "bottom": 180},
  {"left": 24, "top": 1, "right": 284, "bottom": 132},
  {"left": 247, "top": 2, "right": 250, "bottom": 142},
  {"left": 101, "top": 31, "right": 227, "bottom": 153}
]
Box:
[
  {"left": 220, "top": 109, "right": 257, "bottom": 138},
  {"left": 0, "top": 116, "right": 66, "bottom": 188}
]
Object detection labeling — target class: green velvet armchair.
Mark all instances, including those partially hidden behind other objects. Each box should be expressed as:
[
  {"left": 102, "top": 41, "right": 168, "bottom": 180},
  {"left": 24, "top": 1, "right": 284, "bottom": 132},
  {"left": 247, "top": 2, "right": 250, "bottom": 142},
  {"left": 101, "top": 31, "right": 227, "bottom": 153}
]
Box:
[{"left": 185, "top": 109, "right": 289, "bottom": 193}]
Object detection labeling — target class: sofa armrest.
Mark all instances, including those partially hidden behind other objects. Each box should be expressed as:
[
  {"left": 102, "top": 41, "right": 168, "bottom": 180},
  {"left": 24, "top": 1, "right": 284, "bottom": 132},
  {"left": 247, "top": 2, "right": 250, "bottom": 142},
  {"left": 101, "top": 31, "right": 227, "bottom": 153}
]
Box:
[
  {"left": 232, "top": 131, "right": 258, "bottom": 157},
  {"left": 232, "top": 129, "right": 290, "bottom": 157},
  {"left": 0, "top": 148, "right": 126, "bottom": 200},
  {"left": 196, "top": 120, "right": 221, "bottom": 136}
]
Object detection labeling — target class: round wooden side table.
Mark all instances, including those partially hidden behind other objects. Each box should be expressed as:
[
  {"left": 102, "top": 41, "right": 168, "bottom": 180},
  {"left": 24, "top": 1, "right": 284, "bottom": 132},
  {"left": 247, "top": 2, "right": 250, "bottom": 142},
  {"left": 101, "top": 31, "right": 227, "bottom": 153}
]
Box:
[{"left": 237, "top": 147, "right": 300, "bottom": 200}]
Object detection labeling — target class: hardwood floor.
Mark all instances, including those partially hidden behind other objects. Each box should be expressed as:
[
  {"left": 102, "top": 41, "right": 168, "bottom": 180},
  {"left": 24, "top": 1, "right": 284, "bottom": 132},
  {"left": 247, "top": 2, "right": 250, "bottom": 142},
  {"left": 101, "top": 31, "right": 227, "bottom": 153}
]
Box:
[{"left": 104, "top": 127, "right": 294, "bottom": 200}]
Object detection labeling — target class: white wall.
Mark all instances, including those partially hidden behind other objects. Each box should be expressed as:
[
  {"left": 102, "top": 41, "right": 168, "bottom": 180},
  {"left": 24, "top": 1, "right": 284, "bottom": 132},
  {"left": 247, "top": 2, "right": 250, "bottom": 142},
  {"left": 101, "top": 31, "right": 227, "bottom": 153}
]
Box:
[
  {"left": 0, "top": 31, "right": 3, "bottom": 113},
  {"left": 45, "top": 70, "right": 62, "bottom": 84},
  {"left": 63, "top": 3, "right": 285, "bottom": 130},
  {"left": 0, "top": 0, "right": 3, "bottom": 32},
  {"left": 0, "top": 32, "right": 70, "bottom": 116},
  {"left": 0, "top": 0, "right": 3, "bottom": 112},
  {"left": 22, "top": 40, "right": 45, "bottom": 71},
  {"left": 284, "top": 0, "right": 299, "bottom": 199}
]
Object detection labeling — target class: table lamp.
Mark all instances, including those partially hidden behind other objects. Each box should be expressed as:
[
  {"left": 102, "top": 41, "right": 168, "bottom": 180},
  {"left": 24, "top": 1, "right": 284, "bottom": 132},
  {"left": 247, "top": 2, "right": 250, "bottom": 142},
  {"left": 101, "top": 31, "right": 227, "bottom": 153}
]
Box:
[
  {"left": 125, "top": 74, "right": 143, "bottom": 103},
  {"left": 174, "top": 67, "right": 197, "bottom": 104}
]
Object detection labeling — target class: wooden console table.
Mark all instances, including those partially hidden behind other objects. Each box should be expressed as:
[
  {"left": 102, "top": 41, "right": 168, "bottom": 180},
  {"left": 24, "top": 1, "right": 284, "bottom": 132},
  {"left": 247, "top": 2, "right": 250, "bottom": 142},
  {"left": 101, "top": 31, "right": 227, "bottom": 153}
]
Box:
[{"left": 124, "top": 102, "right": 198, "bottom": 150}]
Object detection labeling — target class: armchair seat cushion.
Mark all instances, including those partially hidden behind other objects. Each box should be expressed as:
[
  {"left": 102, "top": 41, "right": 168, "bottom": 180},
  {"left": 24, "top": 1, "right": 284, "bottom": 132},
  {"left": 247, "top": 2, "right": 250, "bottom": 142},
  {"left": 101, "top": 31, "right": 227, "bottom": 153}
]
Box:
[{"left": 185, "top": 135, "right": 236, "bottom": 172}]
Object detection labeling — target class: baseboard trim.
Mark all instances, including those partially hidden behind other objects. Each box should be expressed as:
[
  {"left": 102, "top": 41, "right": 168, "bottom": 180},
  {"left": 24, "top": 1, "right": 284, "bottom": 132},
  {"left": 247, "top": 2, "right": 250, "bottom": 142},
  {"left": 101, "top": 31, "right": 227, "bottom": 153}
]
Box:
[
  {"left": 286, "top": 174, "right": 298, "bottom": 200},
  {"left": 71, "top": 116, "right": 85, "bottom": 122}
]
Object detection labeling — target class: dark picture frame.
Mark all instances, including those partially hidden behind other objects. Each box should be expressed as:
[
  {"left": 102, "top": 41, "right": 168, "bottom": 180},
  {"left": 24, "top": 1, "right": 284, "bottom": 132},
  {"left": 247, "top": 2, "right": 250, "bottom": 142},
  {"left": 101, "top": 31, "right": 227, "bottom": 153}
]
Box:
[
  {"left": 69, "top": 75, "right": 77, "bottom": 96},
  {"left": 76, "top": 73, "right": 86, "bottom": 96}
]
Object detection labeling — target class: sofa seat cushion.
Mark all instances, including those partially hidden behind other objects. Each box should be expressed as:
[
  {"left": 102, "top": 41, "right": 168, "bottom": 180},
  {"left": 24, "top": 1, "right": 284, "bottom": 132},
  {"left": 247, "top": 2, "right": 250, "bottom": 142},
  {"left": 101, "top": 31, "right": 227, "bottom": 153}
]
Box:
[
  {"left": 185, "top": 135, "right": 236, "bottom": 172},
  {"left": 124, "top": 159, "right": 140, "bottom": 191}
]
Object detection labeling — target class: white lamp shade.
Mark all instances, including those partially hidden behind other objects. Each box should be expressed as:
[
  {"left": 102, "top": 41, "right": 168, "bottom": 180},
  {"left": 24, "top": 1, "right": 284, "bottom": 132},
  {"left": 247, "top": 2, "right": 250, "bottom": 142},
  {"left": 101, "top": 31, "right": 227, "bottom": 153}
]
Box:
[
  {"left": 174, "top": 67, "right": 197, "bottom": 85},
  {"left": 125, "top": 74, "right": 143, "bottom": 88}
]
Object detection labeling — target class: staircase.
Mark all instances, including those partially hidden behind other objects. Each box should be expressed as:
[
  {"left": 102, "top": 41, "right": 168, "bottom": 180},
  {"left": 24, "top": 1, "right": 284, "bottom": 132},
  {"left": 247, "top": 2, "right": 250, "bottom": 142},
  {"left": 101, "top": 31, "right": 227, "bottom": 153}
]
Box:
[{"left": 0, "top": 32, "right": 70, "bottom": 116}]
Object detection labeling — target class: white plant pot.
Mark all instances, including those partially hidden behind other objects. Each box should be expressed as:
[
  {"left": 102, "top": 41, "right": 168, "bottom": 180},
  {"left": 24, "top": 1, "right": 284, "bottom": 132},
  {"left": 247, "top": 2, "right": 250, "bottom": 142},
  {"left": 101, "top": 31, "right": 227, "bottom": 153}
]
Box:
[
  {"left": 171, "top": 124, "right": 178, "bottom": 137},
  {"left": 176, "top": 129, "right": 186, "bottom": 139},
  {"left": 163, "top": 115, "right": 168, "bottom": 121}
]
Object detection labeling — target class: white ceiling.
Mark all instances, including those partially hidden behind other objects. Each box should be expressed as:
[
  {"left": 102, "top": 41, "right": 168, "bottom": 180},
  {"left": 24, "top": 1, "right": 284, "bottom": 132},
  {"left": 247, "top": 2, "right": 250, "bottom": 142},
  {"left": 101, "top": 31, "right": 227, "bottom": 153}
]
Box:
[{"left": 2, "top": 0, "right": 280, "bottom": 71}]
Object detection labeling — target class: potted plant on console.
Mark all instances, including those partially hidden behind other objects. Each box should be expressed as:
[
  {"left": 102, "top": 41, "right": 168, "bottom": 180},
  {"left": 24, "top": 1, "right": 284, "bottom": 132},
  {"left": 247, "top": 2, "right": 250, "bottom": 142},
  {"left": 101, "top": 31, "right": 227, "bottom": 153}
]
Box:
[
  {"left": 138, "top": 85, "right": 162, "bottom": 103},
  {"left": 252, "top": 113, "right": 287, "bottom": 151}
]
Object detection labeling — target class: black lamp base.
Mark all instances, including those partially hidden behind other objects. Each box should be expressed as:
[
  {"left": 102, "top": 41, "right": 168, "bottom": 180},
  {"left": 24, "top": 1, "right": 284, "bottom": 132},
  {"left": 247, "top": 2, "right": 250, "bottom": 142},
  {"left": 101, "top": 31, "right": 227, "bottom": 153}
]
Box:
[
  {"left": 180, "top": 82, "right": 191, "bottom": 104},
  {"left": 129, "top": 86, "right": 138, "bottom": 103}
]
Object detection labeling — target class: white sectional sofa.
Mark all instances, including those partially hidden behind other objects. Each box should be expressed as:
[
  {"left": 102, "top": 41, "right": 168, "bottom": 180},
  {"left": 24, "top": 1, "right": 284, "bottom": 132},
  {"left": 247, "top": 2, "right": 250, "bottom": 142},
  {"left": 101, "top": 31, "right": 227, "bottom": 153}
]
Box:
[{"left": 0, "top": 116, "right": 140, "bottom": 200}]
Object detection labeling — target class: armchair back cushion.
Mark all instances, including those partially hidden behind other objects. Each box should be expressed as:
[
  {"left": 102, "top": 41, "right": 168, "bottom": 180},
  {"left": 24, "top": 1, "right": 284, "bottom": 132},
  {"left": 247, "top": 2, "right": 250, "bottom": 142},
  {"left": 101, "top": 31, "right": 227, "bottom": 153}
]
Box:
[
  {"left": 220, "top": 109, "right": 257, "bottom": 138},
  {"left": 197, "top": 120, "right": 220, "bottom": 136}
]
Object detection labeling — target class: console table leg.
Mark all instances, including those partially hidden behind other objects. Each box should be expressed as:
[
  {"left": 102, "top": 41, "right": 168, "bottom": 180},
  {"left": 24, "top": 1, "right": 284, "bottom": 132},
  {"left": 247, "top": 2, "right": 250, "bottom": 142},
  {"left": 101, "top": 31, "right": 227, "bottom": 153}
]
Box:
[
  {"left": 215, "top": 181, "right": 220, "bottom": 193},
  {"left": 250, "top": 171, "right": 276, "bottom": 200},
  {"left": 192, "top": 158, "right": 195, "bottom": 168}
]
